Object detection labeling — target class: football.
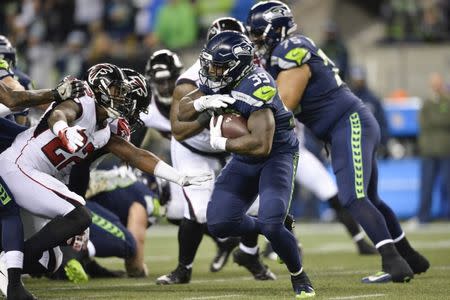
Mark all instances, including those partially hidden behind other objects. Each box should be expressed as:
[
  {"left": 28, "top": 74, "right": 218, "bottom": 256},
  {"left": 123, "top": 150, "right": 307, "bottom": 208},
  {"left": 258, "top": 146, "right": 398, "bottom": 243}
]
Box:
[{"left": 213, "top": 113, "right": 249, "bottom": 139}]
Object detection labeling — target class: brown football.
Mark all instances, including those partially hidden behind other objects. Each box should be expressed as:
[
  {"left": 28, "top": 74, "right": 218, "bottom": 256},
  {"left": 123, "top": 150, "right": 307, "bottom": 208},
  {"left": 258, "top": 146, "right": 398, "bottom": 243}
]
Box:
[{"left": 213, "top": 113, "right": 249, "bottom": 139}]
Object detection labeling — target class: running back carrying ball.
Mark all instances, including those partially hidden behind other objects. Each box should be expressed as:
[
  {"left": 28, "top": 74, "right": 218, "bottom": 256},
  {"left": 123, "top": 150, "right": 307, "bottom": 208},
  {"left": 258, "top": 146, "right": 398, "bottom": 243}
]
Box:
[{"left": 212, "top": 113, "right": 249, "bottom": 138}]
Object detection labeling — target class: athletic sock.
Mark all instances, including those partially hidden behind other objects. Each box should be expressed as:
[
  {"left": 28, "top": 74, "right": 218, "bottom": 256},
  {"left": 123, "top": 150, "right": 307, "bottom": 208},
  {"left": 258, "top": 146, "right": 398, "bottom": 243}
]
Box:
[
  {"left": 328, "top": 195, "right": 362, "bottom": 237},
  {"left": 345, "top": 198, "right": 392, "bottom": 246},
  {"left": 178, "top": 218, "right": 204, "bottom": 266},
  {"left": 241, "top": 232, "right": 259, "bottom": 249},
  {"left": 394, "top": 236, "right": 416, "bottom": 257},
  {"left": 7, "top": 268, "right": 22, "bottom": 289},
  {"left": 378, "top": 242, "right": 399, "bottom": 260}
]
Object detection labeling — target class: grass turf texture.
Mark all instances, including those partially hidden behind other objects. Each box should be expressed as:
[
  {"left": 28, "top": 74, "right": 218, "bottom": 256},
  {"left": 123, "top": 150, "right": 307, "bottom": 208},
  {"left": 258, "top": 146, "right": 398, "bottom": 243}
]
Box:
[{"left": 19, "top": 223, "right": 450, "bottom": 300}]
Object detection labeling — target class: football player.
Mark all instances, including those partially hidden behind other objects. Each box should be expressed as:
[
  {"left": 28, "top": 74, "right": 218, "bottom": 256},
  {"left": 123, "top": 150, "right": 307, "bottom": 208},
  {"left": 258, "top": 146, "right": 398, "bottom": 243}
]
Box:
[
  {"left": 0, "top": 35, "right": 84, "bottom": 300},
  {"left": 155, "top": 18, "right": 275, "bottom": 286},
  {"left": 178, "top": 31, "right": 315, "bottom": 298},
  {"left": 247, "top": 1, "right": 429, "bottom": 283},
  {"left": 0, "top": 63, "right": 211, "bottom": 298}
]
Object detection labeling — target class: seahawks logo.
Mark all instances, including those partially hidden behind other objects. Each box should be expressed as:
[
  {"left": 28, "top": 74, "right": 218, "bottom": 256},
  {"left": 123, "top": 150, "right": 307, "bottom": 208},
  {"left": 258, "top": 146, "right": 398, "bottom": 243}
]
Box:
[
  {"left": 263, "top": 6, "right": 292, "bottom": 22},
  {"left": 232, "top": 42, "right": 253, "bottom": 58}
]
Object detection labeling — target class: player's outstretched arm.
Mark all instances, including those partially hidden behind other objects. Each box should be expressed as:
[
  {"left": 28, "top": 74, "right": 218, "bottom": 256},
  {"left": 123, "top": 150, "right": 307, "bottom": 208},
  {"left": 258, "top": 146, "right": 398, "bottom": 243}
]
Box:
[
  {"left": 0, "top": 77, "right": 85, "bottom": 111},
  {"left": 170, "top": 83, "right": 210, "bottom": 141},
  {"left": 106, "top": 135, "right": 212, "bottom": 186},
  {"left": 276, "top": 64, "right": 311, "bottom": 111},
  {"left": 211, "top": 108, "right": 275, "bottom": 157}
]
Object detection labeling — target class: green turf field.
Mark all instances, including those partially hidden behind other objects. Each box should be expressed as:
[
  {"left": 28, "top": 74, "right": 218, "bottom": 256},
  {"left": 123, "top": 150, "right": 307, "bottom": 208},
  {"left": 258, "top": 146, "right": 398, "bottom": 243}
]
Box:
[{"left": 21, "top": 223, "right": 450, "bottom": 300}]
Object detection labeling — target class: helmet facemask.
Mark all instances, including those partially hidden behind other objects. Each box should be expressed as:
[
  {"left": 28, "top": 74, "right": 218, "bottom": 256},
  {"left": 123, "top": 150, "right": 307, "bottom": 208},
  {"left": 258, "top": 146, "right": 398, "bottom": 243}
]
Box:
[
  {"left": 199, "top": 52, "right": 239, "bottom": 93},
  {"left": 151, "top": 69, "right": 177, "bottom": 106},
  {"left": 97, "top": 79, "right": 134, "bottom": 119}
]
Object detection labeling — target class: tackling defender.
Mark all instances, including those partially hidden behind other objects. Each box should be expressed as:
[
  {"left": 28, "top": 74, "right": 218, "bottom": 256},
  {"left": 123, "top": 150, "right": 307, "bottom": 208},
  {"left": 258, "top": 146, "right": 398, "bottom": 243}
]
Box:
[
  {"left": 246, "top": 0, "right": 429, "bottom": 283},
  {"left": 178, "top": 31, "right": 315, "bottom": 298}
]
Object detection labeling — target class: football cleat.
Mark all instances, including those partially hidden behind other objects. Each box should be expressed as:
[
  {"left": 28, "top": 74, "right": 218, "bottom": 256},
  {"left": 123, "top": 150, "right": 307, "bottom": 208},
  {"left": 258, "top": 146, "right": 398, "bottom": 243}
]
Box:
[
  {"left": 84, "top": 259, "right": 125, "bottom": 278},
  {"left": 401, "top": 250, "right": 430, "bottom": 275},
  {"left": 64, "top": 259, "right": 89, "bottom": 284},
  {"left": 233, "top": 249, "right": 276, "bottom": 280},
  {"left": 156, "top": 264, "right": 192, "bottom": 285},
  {"left": 291, "top": 271, "right": 315, "bottom": 299},
  {"left": 210, "top": 237, "right": 240, "bottom": 272},
  {"left": 361, "top": 271, "right": 392, "bottom": 283}
]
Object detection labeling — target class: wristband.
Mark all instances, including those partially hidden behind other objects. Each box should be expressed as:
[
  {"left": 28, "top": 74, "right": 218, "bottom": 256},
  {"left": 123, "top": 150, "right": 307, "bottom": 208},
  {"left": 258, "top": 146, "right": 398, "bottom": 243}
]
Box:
[
  {"left": 52, "top": 120, "right": 68, "bottom": 136},
  {"left": 153, "top": 160, "right": 183, "bottom": 185},
  {"left": 193, "top": 97, "right": 204, "bottom": 112},
  {"left": 213, "top": 137, "right": 227, "bottom": 151}
]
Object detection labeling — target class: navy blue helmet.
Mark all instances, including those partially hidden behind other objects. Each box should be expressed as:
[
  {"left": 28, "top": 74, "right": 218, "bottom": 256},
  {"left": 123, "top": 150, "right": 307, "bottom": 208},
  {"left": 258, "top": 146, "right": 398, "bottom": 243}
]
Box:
[
  {"left": 246, "top": 1, "right": 297, "bottom": 58},
  {"left": 206, "top": 17, "right": 247, "bottom": 42},
  {"left": 0, "top": 35, "right": 16, "bottom": 67},
  {"left": 122, "top": 68, "right": 151, "bottom": 130},
  {"left": 85, "top": 63, "right": 133, "bottom": 118},
  {"left": 199, "top": 31, "right": 254, "bottom": 93}
]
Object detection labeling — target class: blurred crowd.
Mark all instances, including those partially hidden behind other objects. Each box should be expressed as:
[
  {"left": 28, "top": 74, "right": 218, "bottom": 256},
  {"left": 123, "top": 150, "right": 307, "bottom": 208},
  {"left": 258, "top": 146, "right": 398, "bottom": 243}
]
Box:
[
  {"left": 381, "top": 0, "right": 450, "bottom": 42},
  {"left": 0, "top": 0, "right": 261, "bottom": 88}
]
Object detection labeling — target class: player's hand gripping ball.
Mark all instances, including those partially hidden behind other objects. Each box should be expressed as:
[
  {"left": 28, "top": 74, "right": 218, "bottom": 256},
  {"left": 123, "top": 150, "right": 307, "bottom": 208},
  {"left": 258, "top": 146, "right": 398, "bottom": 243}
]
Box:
[{"left": 212, "top": 113, "right": 249, "bottom": 139}]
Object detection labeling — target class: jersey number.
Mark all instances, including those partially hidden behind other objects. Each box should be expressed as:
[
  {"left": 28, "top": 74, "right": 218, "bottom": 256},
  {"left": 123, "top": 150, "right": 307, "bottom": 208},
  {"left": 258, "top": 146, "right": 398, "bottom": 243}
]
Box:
[
  {"left": 317, "top": 49, "right": 343, "bottom": 87},
  {"left": 41, "top": 133, "right": 94, "bottom": 170},
  {"left": 248, "top": 73, "right": 271, "bottom": 87}
]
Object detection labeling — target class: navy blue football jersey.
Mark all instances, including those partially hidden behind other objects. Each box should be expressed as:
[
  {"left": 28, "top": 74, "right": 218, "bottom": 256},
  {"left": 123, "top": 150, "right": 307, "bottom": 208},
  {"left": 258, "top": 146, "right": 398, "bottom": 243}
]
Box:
[
  {"left": 268, "top": 34, "right": 363, "bottom": 139},
  {"left": 200, "top": 66, "right": 298, "bottom": 160}
]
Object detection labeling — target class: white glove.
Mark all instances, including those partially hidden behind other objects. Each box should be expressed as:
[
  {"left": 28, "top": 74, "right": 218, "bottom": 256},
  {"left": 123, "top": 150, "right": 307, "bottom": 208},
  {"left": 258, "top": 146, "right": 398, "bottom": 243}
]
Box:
[
  {"left": 209, "top": 115, "right": 227, "bottom": 151},
  {"left": 153, "top": 160, "right": 213, "bottom": 187},
  {"left": 67, "top": 228, "right": 89, "bottom": 252},
  {"left": 52, "top": 120, "right": 86, "bottom": 153},
  {"left": 193, "top": 94, "right": 235, "bottom": 112}
]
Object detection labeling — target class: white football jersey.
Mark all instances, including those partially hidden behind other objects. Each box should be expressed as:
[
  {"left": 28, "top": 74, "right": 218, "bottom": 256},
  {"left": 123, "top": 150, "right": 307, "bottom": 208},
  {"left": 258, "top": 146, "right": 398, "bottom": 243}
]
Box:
[
  {"left": 140, "top": 94, "right": 172, "bottom": 135},
  {"left": 175, "top": 59, "right": 223, "bottom": 153},
  {"left": 3, "top": 94, "right": 111, "bottom": 183}
]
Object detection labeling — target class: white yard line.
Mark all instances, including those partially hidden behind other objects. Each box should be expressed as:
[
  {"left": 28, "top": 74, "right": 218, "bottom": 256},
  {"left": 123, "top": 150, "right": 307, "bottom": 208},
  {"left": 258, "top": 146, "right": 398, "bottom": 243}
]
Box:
[
  {"left": 328, "top": 294, "right": 385, "bottom": 300},
  {"left": 183, "top": 295, "right": 241, "bottom": 300}
]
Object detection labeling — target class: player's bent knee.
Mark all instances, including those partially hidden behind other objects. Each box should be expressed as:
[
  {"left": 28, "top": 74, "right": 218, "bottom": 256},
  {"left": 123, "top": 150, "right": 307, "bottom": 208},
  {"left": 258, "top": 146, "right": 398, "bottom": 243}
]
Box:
[
  {"left": 259, "top": 222, "right": 285, "bottom": 241},
  {"left": 65, "top": 205, "right": 93, "bottom": 232},
  {"left": 207, "top": 221, "right": 240, "bottom": 239}
]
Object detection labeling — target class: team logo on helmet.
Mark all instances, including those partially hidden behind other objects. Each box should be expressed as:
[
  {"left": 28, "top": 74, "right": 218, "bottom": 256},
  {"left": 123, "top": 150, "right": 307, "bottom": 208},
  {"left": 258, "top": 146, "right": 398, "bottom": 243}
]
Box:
[
  {"left": 87, "top": 64, "right": 115, "bottom": 85},
  {"left": 232, "top": 41, "right": 253, "bottom": 58},
  {"left": 128, "top": 74, "right": 148, "bottom": 98},
  {"left": 263, "top": 6, "right": 292, "bottom": 22}
]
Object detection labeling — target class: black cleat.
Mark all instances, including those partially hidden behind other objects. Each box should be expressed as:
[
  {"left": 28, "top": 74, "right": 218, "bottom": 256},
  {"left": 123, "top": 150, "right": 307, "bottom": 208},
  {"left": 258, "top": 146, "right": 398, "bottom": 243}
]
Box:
[
  {"left": 84, "top": 259, "right": 125, "bottom": 278},
  {"left": 402, "top": 251, "right": 430, "bottom": 275},
  {"left": 382, "top": 255, "right": 414, "bottom": 283},
  {"left": 156, "top": 264, "right": 192, "bottom": 285},
  {"left": 210, "top": 237, "right": 239, "bottom": 272},
  {"left": 357, "top": 239, "right": 377, "bottom": 255},
  {"left": 233, "top": 249, "right": 276, "bottom": 280},
  {"left": 291, "top": 271, "right": 315, "bottom": 298},
  {"left": 7, "top": 284, "right": 37, "bottom": 300}
]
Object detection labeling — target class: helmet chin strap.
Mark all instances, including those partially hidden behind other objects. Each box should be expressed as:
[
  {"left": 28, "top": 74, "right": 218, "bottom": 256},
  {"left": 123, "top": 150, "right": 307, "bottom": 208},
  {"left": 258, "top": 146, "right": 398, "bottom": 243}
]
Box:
[
  {"left": 154, "top": 89, "right": 172, "bottom": 105},
  {"left": 101, "top": 105, "right": 121, "bottom": 119}
]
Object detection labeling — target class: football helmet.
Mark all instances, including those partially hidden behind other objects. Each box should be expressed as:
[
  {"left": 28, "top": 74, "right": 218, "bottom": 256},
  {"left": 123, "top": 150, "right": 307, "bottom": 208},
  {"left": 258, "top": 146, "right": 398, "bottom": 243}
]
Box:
[
  {"left": 145, "top": 49, "right": 183, "bottom": 106},
  {"left": 85, "top": 63, "right": 132, "bottom": 118},
  {"left": 206, "top": 17, "right": 247, "bottom": 42},
  {"left": 246, "top": 1, "right": 297, "bottom": 58},
  {"left": 0, "top": 35, "right": 16, "bottom": 67},
  {"left": 122, "top": 68, "right": 151, "bottom": 130},
  {"left": 199, "top": 31, "right": 254, "bottom": 93}
]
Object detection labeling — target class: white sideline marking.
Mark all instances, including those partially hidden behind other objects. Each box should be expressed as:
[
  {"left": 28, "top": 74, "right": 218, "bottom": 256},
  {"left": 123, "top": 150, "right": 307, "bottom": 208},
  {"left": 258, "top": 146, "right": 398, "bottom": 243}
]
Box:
[
  {"left": 329, "top": 294, "right": 385, "bottom": 300},
  {"left": 183, "top": 295, "right": 241, "bottom": 300}
]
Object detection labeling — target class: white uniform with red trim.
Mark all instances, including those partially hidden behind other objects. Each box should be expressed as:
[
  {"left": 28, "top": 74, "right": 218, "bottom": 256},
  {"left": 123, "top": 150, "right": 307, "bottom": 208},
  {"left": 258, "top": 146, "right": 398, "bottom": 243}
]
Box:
[{"left": 0, "top": 93, "right": 112, "bottom": 218}]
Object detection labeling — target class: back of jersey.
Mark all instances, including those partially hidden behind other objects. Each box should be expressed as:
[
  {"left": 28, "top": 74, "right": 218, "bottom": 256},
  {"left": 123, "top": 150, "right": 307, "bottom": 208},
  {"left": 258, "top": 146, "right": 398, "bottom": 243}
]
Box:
[{"left": 268, "top": 34, "right": 362, "bottom": 138}]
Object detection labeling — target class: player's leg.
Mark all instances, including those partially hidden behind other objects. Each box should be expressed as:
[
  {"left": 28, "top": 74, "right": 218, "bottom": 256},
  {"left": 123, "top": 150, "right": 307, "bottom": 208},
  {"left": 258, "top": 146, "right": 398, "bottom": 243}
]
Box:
[
  {"left": 367, "top": 158, "right": 429, "bottom": 275},
  {"left": 331, "top": 110, "right": 412, "bottom": 282},
  {"left": 0, "top": 177, "right": 35, "bottom": 300},
  {"left": 258, "top": 152, "right": 314, "bottom": 297},
  {"left": 0, "top": 163, "right": 91, "bottom": 269},
  {"left": 296, "top": 147, "right": 375, "bottom": 254}
]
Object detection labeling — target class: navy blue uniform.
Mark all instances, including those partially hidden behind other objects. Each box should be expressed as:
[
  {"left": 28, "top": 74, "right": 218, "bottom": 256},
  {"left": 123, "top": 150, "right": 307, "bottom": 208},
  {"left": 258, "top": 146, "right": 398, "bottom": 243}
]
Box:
[
  {"left": 267, "top": 34, "right": 403, "bottom": 245},
  {"left": 86, "top": 201, "right": 136, "bottom": 259},
  {"left": 202, "top": 67, "right": 302, "bottom": 273},
  {"left": 88, "top": 182, "right": 159, "bottom": 227}
]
